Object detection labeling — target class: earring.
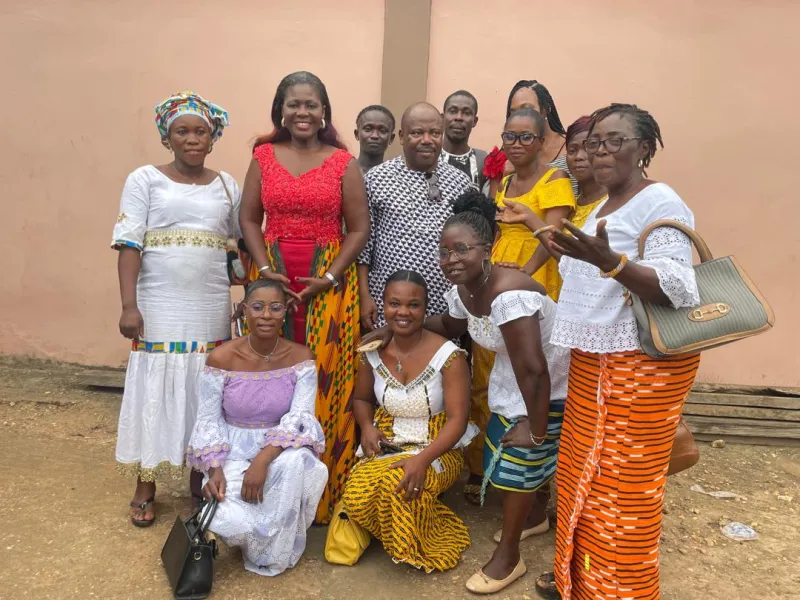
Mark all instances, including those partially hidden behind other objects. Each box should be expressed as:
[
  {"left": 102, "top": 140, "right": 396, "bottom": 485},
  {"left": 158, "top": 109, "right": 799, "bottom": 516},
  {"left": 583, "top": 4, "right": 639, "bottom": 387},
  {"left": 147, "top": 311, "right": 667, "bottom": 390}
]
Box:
[
  {"left": 281, "top": 118, "right": 286, "bottom": 128},
  {"left": 321, "top": 118, "right": 327, "bottom": 129},
  {"left": 637, "top": 159, "right": 644, "bottom": 168}
]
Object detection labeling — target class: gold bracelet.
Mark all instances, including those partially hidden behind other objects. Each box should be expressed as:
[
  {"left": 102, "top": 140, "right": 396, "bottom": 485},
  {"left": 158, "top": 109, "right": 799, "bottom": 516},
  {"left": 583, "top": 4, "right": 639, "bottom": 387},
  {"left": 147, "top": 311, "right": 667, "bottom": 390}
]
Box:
[
  {"left": 600, "top": 253, "right": 629, "bottom": 279},
  {"left": 532, "top": 225, "right": 556, "bottom": 238}
]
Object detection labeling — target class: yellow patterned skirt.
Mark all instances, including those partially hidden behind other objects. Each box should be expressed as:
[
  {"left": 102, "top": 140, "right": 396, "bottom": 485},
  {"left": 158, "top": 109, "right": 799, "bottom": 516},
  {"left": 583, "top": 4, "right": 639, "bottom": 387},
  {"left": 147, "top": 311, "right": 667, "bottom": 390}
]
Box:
[{"left": 342, "top": 408, "right": 470, "bottom": 572}]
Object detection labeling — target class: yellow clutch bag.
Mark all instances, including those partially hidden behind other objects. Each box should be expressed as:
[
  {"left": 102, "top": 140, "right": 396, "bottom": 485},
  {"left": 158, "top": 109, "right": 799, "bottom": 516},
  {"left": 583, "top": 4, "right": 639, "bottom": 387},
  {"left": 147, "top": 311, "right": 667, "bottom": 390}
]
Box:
[{"left": 324, "top": 500, "right": 371, "bottom": 566}]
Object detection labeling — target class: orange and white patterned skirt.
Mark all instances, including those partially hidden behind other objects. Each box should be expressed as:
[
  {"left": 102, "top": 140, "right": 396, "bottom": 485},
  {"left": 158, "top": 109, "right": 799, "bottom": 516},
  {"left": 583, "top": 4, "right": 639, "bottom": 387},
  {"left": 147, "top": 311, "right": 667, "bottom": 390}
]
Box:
[{"left": 554, "top": 349, "right": 700, "bottom": 599}]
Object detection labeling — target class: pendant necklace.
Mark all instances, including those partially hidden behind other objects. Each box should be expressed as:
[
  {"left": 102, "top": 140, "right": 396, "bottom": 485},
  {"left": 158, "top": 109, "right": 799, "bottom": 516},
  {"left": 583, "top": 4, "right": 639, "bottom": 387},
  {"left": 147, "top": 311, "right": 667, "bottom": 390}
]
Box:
[
  {"left": 469, "top": 265, "right": 493, "bottom": 300},
  {"left": 248, "top": 335, "right": 280, "bottom": 362},
  {"left": 391, "top": 331, "right": 425, "bottom": 373}
]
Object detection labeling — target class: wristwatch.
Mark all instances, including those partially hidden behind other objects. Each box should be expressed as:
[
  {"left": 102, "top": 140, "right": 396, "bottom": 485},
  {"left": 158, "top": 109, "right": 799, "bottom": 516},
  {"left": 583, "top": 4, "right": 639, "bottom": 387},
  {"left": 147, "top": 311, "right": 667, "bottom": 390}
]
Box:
[{"left": 324, "top": 272, "right": 339, "bottom": 288}]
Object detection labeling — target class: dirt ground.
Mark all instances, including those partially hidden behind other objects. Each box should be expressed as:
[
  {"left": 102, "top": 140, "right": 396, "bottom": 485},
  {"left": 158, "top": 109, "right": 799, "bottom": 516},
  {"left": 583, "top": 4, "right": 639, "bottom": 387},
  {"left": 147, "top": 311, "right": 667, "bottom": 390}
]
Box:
[{"left": 0, "top": 357, "right": 798, "bottom": 600}]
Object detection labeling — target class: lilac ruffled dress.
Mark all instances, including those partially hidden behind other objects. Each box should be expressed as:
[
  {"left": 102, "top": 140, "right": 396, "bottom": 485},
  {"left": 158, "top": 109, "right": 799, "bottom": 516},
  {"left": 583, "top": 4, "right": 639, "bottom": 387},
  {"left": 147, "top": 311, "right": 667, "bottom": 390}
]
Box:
[{"left": 186, "top": 359, "right": 327, "bottom": 576}]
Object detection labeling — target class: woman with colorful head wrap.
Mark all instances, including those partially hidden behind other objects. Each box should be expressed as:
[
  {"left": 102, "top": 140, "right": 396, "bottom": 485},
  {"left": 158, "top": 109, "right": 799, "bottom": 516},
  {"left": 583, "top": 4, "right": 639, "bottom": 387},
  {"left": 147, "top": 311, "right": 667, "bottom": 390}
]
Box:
[{"left": 112, "top": 90, "right": 241, "bottom": 527}]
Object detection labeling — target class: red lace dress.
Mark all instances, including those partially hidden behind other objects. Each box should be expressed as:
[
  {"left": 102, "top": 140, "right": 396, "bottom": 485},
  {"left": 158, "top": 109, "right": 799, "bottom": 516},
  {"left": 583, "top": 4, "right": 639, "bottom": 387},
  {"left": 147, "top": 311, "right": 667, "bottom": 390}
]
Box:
[{"left": 251, "top": 143, "right": 359, "bottom": 524}]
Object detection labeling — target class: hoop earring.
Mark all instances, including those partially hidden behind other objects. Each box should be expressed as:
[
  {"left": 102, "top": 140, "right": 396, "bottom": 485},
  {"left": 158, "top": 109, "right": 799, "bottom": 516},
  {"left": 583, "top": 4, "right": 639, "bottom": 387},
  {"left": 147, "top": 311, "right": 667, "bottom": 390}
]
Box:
[
  {"left": 281, "top": 118, "right": 286, "bottom": 128},
  {"left": 321, "top": 118, "right": 327, "bottom": 129},
  {"left": 482, "top": 257, "right": 491, "bottom": 273}
]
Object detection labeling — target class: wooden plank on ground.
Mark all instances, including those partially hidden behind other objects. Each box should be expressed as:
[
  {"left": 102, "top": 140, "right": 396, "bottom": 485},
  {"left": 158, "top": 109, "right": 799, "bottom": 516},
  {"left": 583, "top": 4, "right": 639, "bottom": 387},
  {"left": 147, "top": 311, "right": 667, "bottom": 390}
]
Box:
[
  {"left": 687, "top": 392, "right": 800, "bottom": 410},
  {"left": 684, "top": 415, "right": 800, "bottom": 439},
  {"left": 683, "top": 402, "right": 800, "bottom": 422},
  {"left": 77, "top": 369, "right": 125, "bottom": 389},
  {"left": 693, "top": 382, "right": 800, "bottom": 397}
]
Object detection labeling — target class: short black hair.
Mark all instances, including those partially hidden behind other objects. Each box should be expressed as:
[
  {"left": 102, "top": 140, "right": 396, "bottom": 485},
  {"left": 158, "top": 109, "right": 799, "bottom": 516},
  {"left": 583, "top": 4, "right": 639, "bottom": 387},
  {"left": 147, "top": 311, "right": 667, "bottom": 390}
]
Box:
[
  {"left": 244, "top": 278, "right": 286, "bottom": 302},
  {"left": 505, "top": 80, "right": 565, "bottom": 136},
  {"left": 384, "top": 270, "right": 428, "bottom": 307},
  {"left": 588, "top": 103, "right": 664, "bottom": 170},
  {"left": 444, "top": 190, "right": 497, "bottom": 245},
  {"left": 506, "top": 108, "right": 545, "bottom": 137},
  {"left": 356, "top": 104, "right": 396, "bottom": 131},
  {"left": 443, "top": 90, "right": 478, "bottom": 114}
]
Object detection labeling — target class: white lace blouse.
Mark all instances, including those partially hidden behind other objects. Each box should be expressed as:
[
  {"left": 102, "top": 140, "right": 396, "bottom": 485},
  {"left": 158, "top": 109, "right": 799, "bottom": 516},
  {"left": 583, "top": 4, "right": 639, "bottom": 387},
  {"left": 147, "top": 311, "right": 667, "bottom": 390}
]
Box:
[
  {"left": 551, "top": 183, "right": 700, "bottom": 353},
  {"left": 445, "top": 288, "right": 571, "bottom": 420},
  {"left": 361, "top": 341, "right": 478, "bottom": 453}
]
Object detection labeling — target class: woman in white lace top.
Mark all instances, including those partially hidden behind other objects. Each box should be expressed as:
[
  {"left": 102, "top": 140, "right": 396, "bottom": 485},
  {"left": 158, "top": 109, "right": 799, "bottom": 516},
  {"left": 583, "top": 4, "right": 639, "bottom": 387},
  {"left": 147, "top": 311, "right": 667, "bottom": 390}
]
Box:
[
  {"left": 405, "top": 191, "right": 571, "bottom": 595},
  {"left": 187, "top": 280, "right": 327, "bottom": 576},
  {"left": 533, "top": 104, "right": 702, "bottom": 600}
]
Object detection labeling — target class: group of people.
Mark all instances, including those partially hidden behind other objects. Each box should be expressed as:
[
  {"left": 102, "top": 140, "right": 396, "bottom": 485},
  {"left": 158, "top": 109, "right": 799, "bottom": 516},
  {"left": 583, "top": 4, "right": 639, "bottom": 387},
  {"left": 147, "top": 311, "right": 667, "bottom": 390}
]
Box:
[{"left": 111, "top": 71, "right": 702, "bottom": 598}]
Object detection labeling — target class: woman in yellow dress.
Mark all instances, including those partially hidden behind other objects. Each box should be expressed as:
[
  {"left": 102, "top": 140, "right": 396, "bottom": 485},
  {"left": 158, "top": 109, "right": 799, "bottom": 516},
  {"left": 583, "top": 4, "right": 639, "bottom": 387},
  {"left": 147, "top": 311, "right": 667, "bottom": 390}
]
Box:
[{"left": 500, "top": 115, "right": 608, "bottom": 233}]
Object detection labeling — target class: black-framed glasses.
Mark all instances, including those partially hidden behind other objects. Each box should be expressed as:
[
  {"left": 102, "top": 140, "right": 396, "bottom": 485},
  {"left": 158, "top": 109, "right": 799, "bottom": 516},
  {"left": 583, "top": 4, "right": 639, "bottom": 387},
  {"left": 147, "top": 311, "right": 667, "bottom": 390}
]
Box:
[
  {"left": 244, "top": 301, "right": 287, "bottom": 317},
  {"left": 425, "top": 171, "right": 442, "bottom": 203},
  {"left": 438, "top": 243, "right": 486, "bottom": 262},
  {"left": 583, "top": 136, "right": 641, "bottom": 154},
  {"left": 501, "top": 131, "right": 539, "bottom": 146}
]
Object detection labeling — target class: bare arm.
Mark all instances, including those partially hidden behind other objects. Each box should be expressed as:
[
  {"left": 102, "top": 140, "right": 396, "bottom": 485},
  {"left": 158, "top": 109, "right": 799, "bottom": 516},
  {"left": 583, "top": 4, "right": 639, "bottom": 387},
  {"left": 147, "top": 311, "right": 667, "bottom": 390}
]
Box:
[
  {"left": 499, "top": 315, "right": 550, "bottom": 440},
  {"left": 352, "top": 358, "right": 388, "bottom": 457},
  {"left": 520, "top": 205, "right": 571, "bottom": 275},
  {"left": 423, "top": 313, "right": 468, "bottom": 339},
  {"left": 326, "top": 160, "right": 370, "bottom": 281},
  {"left": 239, "top": 159, "right": 268, "bottom": 271},
  {"left": 414, "top": 352, "right": 470, "bottom": 465},
  {"left": 117, "top": 248, "right": 143, "bottom": 339}
]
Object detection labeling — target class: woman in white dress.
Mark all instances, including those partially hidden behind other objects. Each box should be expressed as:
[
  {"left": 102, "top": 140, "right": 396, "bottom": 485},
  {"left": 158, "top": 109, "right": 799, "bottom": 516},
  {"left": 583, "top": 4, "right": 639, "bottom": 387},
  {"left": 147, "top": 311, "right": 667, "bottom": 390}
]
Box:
[
  {"left": 189, "top": 279, "right": 327, "bottom": 576},
  {"left": 112, "top": 91, "right": 240, "bottom": 526}
]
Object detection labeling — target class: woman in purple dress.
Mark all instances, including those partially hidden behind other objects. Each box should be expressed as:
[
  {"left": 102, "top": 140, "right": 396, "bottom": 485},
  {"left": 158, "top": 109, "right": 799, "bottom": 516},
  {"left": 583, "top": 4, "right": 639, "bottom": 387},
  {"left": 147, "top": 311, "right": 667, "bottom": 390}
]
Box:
[{"left": 187, "top": 279, "right": 328, "bottom": 576}]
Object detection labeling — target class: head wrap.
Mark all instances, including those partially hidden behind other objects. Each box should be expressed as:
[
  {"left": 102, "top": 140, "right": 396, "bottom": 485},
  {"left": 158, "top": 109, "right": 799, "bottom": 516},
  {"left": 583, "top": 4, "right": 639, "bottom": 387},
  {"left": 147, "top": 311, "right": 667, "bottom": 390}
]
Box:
[{"left": 154, "top": 90, "right": 230, "bottom": 144}]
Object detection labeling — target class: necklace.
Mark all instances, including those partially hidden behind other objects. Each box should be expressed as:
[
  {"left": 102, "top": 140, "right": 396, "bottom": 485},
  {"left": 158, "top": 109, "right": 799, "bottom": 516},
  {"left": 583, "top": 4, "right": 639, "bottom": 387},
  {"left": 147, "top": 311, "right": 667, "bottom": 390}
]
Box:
[
  {"left": 468, "top": 265, "right": 492, "bottom": 300},
  {"left": 391, "top": 331, "right": 425, "bottom": 373},
  {"left": 247, "top": 334, "right": 280, "bottom": 362}
]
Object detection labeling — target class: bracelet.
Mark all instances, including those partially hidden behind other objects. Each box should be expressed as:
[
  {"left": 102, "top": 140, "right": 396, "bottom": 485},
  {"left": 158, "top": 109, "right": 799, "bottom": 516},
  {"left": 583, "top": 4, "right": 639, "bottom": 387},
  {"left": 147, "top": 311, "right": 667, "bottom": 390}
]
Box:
[
  {"left": 532, "top": 225, "right": 556, "bottom": 238},
  {"left": 529, "top": 432, "right": 546, "bottom": 446},
  {"left": 258, "top": 265, "right": 272, "bottom": 273},
  {"left": 600, "top": 253, "right": 629, "bottom": 279},
  {"left": 324, "top": 271, "right": 339, "bottom": 288}
]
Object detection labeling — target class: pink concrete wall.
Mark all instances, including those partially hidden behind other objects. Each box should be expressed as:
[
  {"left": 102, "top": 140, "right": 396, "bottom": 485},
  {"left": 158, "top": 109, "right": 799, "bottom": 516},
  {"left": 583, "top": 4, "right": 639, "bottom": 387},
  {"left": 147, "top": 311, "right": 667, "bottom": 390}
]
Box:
[
  {"left": 0, "top": 1, "right": 384, "bottom": 367},
  {"left": 428, "top": 0, "right": 800, "bottom": 386}
]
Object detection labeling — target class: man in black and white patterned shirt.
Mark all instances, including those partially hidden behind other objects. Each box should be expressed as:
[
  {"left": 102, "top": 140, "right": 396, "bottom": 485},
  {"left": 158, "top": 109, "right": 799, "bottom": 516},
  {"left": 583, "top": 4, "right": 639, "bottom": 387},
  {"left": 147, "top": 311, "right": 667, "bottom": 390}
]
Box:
[{"left": 357, "top": 102, "right": 473, "bottom": 330}]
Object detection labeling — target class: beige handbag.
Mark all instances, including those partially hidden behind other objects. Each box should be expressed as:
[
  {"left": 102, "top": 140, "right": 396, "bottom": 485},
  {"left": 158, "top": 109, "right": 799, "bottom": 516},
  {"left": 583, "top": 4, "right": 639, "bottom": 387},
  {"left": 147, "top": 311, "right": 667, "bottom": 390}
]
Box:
[{"left": 627, "top": 219, "right": 775, "bottom": 359}]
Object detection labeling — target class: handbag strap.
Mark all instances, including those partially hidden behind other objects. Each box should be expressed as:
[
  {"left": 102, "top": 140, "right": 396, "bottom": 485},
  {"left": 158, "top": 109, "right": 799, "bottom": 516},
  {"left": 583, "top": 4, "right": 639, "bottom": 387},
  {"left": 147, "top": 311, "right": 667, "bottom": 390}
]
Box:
[
  {"left": 216, "top": 172, "right": 236, "bottom": 239},
  {"left": 638, "top": 218, "right": 713, "bottom": 263}
]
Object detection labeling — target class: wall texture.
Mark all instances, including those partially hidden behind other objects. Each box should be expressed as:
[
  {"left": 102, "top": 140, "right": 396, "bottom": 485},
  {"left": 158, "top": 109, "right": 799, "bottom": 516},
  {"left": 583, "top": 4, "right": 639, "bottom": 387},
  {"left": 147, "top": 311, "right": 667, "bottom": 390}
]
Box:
[
  {"left": 1, "top": 0, "right": 798, "bottom": 386},
  {"left": 428, "top": 0, "right": 799, "bottom": 386},
  {"left": 0, "top": 0, "right": 385, "bottom": 367}
]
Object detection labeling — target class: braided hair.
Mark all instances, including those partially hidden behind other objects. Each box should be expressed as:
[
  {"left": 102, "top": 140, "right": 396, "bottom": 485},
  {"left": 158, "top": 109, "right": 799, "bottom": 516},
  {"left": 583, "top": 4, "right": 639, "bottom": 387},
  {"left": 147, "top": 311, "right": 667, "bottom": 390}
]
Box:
[
  {"left": 384, "top": 269, "right": 428, "bottom": 307},
  {"left": 443, "top": 190, "right": 497, "bottom": 245},
  {"left": 356, "top": 104, "right": 396, "bottom": 131},
  {"left": 588, "top": 103, "right": 664, "bottom": 170},
  {"left": 505, "top": 80, "right": 566, "bottom": 136},
  {"left": 254, "top": 71, "right": 346, "bottom": 149}
]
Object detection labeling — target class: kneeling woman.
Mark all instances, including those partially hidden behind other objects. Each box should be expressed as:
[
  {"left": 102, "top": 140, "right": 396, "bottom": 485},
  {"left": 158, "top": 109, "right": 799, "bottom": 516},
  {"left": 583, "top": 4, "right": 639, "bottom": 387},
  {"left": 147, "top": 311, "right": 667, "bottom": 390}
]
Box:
[
  {"left": 187, "top": 280, "right": 328, "bottom": 576},
  {"left": 342, "top": 270, "right": 475, "bottom": 572},
  {"left": 424, "top": 191, "right": 570, "bottom": 594}
]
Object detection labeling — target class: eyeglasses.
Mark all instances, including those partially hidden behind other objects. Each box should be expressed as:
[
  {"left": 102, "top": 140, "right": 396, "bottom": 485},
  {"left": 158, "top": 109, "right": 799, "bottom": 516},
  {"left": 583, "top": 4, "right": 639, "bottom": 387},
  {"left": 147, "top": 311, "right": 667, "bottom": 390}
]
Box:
[
  {"left": 244, "top": 301, "right": 287, "bottom": 317},
  {"left": 425, "top": 171, "right": 442, "bottom": 203},
  {"left": 583, "top": 136, "right": 641, "bottom": 154},
  {"left": 501, "top": 131, "right": 540, "bottom": 146},
  {"left": 438, "top": 243, "right": 485, "bottom": 262}
]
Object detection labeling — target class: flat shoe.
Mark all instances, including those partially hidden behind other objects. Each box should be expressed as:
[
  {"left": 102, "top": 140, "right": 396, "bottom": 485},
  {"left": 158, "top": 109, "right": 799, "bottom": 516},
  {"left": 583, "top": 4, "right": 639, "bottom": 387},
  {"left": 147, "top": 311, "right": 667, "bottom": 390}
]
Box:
[
  {"left": 493, "top": 516, "right": 549, "bottom": 543},
  {"left": 465, "top": 558, "right": 527, "bottom": 594}
]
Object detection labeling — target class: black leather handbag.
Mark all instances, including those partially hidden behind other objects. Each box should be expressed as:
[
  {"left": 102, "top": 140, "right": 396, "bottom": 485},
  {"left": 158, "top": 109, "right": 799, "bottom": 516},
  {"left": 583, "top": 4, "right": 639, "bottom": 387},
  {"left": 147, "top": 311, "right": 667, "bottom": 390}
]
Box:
[{"left": 161, "top": 498, "right": 218, "bottom": 600}]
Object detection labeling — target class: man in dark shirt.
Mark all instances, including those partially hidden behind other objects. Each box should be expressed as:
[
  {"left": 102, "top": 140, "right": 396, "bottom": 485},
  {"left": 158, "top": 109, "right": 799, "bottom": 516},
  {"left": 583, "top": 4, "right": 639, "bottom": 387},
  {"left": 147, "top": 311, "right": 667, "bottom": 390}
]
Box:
[{"left": 439, "top": 90, "right": 486, "bottom": 190}]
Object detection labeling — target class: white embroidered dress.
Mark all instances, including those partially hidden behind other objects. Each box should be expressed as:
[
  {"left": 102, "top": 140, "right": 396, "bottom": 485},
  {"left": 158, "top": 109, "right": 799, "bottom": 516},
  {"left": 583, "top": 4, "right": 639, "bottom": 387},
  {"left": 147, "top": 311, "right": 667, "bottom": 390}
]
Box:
[
  {"left": 445, "top": 288, "right": 571, "bottom": 417},
  {"left": 552, "top": 183, "right": 700, "bottom": 353},
  {"left": 187, "top": 360, "right": 327, "bottom": 576},
  {"left": 111, "top": 166, "right": 240, "bottom": 479}
]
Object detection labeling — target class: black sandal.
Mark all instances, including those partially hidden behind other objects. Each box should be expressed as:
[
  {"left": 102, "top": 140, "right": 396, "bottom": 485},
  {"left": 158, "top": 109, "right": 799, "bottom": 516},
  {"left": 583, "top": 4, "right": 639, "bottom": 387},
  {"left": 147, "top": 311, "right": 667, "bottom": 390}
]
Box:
[
  {"left": 129, "top": 497, "right": 155, "bottom": 528},
  {"left": 535, "top": 572, "right": 560, "bottom": 599}
]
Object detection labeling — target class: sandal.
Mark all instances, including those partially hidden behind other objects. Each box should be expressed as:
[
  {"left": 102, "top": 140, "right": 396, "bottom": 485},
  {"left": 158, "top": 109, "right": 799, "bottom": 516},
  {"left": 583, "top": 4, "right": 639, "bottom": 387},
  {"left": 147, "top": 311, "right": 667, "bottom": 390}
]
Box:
[
  {"left": 535, "top": 572, "right": 560, "bottom": 599},
  {"left": 464, "top": 483, "right": 482, "bottom": 506},
  {"left": 129, "top": 496, "right": 155, "bottom": 528}
]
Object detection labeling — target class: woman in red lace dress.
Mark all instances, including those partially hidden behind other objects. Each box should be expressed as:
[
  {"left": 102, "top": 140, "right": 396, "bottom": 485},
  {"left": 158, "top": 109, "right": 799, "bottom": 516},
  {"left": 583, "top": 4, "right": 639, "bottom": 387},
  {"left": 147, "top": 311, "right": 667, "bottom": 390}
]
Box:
[{"left": 239, "top": 71, "right": 370, "bottom": 523}]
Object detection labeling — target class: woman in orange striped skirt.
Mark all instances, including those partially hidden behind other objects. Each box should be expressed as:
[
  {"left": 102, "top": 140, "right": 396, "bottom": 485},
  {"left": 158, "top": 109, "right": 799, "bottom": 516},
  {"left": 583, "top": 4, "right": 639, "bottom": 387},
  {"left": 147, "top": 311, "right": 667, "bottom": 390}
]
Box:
[{"left": 535, "top": 104, "right": 701, "bottom": 599}]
